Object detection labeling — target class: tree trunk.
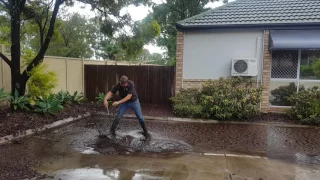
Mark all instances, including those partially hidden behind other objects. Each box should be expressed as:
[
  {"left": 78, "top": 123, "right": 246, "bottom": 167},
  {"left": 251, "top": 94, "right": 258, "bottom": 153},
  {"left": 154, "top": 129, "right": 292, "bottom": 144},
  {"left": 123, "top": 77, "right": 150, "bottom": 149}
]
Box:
[{"left": 10, "top": 0, "right": 22, "bottom": 96}]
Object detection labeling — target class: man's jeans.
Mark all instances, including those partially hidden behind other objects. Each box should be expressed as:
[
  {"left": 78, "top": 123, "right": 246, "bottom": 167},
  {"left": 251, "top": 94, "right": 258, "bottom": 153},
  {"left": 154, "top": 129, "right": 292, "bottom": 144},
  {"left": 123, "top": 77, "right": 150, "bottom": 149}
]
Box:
[{"left": 117, "top": 100, "right": 144, "bottom": 123}]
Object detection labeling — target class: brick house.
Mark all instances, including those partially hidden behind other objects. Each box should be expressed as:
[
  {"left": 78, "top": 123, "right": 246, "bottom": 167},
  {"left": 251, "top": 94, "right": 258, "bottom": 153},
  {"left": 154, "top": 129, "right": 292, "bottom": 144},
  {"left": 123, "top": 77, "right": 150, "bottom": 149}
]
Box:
[{"left": 174, "top": 0, "right": 320, "bottom": 112}]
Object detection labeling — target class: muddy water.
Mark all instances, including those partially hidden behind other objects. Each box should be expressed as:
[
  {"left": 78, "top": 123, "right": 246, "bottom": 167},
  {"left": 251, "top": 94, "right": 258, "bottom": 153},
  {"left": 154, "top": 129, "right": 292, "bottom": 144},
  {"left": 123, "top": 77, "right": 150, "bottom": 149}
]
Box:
[{"left": 1, "top": 115, "right": 320, "bottom": 180}]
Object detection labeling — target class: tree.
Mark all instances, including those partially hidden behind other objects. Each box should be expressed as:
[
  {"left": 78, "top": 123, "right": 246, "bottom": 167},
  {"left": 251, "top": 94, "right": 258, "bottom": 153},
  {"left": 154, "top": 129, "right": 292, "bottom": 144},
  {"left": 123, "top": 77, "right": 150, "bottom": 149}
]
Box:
[
  {"left": 0, "top": 0, "right": 152, "bottom": 107},
  {"left": 96, "top": 17, "right": 161, "bottom": 61},
  {"left": 147, "top": 0, "right": 227, "bottom": 61},
  {"left": 44, "top": 13, "right": 96, "bottom": 58}
]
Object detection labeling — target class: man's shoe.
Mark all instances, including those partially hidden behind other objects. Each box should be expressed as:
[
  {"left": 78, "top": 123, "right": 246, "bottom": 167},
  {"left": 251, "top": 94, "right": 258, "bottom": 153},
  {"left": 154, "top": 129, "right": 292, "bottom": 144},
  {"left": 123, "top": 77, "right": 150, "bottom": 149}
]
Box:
[
  {"left": 110, "top": 118, "right": 120, "bottom": 136},
  {"left": 139, "top": 122, "right": 150, "bottom": 140}
]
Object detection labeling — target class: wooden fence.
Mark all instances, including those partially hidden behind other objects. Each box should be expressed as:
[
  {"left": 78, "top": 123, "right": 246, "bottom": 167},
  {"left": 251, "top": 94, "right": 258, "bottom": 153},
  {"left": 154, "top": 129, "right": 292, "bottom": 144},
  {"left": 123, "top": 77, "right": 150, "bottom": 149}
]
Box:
[{"left": 84, "top": 65, "right": 176, "bottom": 104}]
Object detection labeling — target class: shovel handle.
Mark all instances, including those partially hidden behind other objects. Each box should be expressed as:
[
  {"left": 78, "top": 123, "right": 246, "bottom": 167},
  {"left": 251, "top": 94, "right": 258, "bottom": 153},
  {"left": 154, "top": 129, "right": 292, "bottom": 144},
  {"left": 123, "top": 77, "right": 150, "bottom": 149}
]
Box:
[{"left": 106, "top": 104, "right": 110, "bottom": 115}]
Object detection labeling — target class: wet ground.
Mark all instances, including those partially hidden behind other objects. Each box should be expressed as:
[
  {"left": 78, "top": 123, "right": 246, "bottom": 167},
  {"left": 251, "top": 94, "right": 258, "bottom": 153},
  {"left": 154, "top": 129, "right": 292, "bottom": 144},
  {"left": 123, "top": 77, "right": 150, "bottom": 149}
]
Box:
[{"left": 1, "top": 115, "right": 320, "bottom": 179}]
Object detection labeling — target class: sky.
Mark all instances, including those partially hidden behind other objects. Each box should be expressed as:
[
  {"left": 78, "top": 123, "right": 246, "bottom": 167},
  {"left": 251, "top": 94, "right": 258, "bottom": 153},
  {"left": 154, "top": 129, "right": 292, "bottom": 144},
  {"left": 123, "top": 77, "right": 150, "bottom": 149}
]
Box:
[{"left": 68, "top": 0, "right": 235, "bottom": 54}]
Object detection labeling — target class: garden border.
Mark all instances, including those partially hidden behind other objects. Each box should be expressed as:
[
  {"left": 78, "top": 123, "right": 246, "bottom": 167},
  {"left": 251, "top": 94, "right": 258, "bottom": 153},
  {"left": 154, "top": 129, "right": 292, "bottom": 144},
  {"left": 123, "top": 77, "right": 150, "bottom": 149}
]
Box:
[
  {"left": 0, "top": 112, "right": 91, "bottom": 145},
  {"left": 124, "top": 114, "right": 315, "bottom": 128}
]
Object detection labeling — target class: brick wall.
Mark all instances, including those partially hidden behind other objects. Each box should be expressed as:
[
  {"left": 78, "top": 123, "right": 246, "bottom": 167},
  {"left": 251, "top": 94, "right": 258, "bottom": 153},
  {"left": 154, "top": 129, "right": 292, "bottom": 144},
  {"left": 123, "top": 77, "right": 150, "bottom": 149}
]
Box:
[
  {"left": 183, "top": 79, "right": 208, "bottom": 89},
  {"left": 261, "top": 30, "right": 272, "bottom": 112},
  {"left": 175, "top": 32, "right": 184, "bottom": 94},
  {"left": 175, "top": 30, "right": 288, "bottom": 113}
]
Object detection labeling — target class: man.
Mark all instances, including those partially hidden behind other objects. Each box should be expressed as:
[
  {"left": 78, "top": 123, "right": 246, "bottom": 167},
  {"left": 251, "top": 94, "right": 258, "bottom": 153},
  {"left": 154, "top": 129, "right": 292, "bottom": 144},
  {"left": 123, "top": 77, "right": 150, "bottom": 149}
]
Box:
[{"left": 104, "top": 75, "right": 149, "bottom": 138}]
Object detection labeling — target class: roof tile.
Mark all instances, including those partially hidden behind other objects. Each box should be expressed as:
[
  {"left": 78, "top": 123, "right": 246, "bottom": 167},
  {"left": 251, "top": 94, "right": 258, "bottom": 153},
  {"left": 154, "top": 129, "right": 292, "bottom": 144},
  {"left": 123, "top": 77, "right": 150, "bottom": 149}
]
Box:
[{"left": 177, "top": 0, "right": 320, "bottom": 28}]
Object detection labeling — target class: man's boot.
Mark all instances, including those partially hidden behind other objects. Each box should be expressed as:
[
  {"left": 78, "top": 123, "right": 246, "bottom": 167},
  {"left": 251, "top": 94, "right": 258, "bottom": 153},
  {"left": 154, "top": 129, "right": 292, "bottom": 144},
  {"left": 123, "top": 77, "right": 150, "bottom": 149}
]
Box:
[
  {"left": 110, "top": 118, "right": 119, "bottom": 136},
  {"left": 140, "top": 121, "right": 150, "bottom": 139}
]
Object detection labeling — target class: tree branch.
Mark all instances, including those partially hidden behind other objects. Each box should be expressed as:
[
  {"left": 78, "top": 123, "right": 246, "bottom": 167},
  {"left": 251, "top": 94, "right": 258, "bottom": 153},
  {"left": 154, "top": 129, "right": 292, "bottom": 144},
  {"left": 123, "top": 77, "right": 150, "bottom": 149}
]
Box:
[
  {"left": 0, "top": 0, "right": 9, "bottom": 9},
  {"left": 0, "top": 52, "right": 11, "bottom": 67},
  {"left": 22, "top": 0, "right": 64, "bottom": 78}
]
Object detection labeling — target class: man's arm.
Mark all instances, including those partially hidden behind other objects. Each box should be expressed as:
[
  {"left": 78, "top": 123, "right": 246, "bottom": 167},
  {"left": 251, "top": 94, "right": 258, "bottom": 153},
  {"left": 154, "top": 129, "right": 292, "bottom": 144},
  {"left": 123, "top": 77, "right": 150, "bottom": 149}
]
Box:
[
  {"left": 105, "top": 83, "right": 120, "bottom": 107},
  {"left": 113, "top": 82, "right": 134, "bottom": 106},
  {"left": 104, "top": 91, "right": 113, "bottom": 107},
  {"left": 113, "top": 94, "right": 132, "bottom": 106}
]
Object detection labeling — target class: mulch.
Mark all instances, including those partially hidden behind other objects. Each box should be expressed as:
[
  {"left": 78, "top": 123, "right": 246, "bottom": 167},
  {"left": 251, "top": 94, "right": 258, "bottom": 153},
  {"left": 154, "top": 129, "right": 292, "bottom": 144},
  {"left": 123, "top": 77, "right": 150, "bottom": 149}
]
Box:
[
  {"left": 0, "top": 103, "right": 105, "bottom": 138},
  {"left": 0, "top": 102, "right": 301, "bottom": 138}
]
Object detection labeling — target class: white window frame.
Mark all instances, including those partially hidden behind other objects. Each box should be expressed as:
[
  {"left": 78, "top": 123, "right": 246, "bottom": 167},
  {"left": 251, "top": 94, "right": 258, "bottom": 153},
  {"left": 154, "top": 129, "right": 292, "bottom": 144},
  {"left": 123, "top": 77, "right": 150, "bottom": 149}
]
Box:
[{"left": 270, "top": 49, "right": 320, "bottom": 107}]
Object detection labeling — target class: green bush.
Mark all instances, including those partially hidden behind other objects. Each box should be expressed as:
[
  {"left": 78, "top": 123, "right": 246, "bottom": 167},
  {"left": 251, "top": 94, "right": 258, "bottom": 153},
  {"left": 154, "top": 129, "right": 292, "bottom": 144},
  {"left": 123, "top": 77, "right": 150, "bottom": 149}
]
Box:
[
  {"left": 23, "top": 49, "right": 58, "bottom": 102},
  {"left": 200, "top": 77, "right": 262, "bottom": 120},
  {"left": 300, "top": 65, "right": 314, "bottom": 77},
  {"left": 287, "top": 86, "right": 320, "bottom": 124},
  {"left": 11, "top": 89, "right": 30, "bottom": 111},
  {"left": 70, "top": 91, "right": 85, "bottom": 104},
  {"left": 171, "top": 77, "right": 263, "bottom": 120},
  {"left": 35, "top": 95, "right": 63, "bottom": 115},
  {"left": 96, "top": 92, "right": 107, "bottom": 103},
  {"left": 170, "top": 88, "right": 203, "bottom": 118},
  {"left": 55, "top": 91, "right": 72, "bottom": 105},
  {"left": 270, "top": 83, "right": 304, "bottom": 106},
  {"left": 0, "top": 88, "right": 10, "bottom": 102},
  {"left": 312, "top": 60, "right": 320, "bottom": 79}
]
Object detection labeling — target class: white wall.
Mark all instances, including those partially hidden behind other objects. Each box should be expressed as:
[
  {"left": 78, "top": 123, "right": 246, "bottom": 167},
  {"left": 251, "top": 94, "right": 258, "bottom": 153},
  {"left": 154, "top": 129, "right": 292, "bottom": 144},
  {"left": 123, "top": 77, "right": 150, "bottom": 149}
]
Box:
[{"left": 183, "top": 30, "right": 264, "bottom": 80}]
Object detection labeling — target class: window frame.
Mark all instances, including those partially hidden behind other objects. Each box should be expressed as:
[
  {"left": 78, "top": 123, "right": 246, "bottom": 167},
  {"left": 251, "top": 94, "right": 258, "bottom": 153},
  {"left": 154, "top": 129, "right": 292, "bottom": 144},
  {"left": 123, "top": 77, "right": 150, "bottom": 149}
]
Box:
[{"left": 270, "top": 49, "right": 320, "bottom": 107}]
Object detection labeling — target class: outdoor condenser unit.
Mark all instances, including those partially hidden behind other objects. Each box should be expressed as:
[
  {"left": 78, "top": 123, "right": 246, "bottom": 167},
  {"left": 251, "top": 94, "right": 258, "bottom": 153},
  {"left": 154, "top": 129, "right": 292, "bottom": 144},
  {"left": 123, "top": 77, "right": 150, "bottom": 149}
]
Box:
[{"left": 231, "top": 58, "right": 258, "bottom": 76}]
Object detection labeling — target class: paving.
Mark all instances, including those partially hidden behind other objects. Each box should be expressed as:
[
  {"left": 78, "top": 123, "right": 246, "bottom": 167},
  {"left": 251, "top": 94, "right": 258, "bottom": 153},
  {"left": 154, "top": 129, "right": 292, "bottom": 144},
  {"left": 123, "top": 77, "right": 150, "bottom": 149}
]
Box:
[{"left": 0, "top": 116, "right": 320, "bottom": 180}]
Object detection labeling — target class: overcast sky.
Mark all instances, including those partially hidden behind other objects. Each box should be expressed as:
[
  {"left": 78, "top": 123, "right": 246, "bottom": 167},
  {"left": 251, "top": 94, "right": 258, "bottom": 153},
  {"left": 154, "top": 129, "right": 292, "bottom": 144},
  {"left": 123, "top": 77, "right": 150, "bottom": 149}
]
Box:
[{"left": 67, "top": 0, "right": 235, "bottom": 54}]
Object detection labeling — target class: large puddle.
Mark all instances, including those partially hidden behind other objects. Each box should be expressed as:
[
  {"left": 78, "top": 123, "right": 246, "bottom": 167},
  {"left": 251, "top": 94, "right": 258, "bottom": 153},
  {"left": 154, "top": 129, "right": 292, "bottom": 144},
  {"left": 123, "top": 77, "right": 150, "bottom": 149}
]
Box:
[
  {"left": 7, "top": 114, "right": 320, "bottom": 180},
  {"left": 93, "top": 130, "right": 193, "bottom": 155}
]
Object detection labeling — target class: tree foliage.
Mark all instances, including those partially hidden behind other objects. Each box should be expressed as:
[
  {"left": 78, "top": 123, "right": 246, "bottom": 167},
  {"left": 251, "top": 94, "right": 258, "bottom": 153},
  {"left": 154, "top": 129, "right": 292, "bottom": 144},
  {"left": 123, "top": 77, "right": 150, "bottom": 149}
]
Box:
[{"left": 0, "top": 0, "right": 155, "bottom": 107}]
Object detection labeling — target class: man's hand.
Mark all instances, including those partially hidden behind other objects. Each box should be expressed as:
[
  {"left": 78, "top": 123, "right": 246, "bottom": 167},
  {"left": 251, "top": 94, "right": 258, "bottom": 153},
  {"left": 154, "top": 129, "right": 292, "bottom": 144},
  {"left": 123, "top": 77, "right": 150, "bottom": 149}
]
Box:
[{"left": 112, "top": 101, "right": 120, "bottom": 106}]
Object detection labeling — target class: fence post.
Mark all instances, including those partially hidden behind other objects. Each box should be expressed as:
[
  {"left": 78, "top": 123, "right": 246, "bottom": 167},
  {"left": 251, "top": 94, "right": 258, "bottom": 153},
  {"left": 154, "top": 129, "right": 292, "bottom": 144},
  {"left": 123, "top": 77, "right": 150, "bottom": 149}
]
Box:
[
  {"left": 65, "top": 58, "right": 68, "bottom": 91},
  {"left": 82, "top": 58, "right": 84, "bottom": 94}
]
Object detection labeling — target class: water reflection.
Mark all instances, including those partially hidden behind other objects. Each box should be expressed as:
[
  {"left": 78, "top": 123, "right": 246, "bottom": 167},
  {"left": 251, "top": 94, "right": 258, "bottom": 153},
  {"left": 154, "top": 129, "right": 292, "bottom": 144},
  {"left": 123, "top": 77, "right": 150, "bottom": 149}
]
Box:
[{"left": 54, "top": 168, "right": 119, "bottom": 180}]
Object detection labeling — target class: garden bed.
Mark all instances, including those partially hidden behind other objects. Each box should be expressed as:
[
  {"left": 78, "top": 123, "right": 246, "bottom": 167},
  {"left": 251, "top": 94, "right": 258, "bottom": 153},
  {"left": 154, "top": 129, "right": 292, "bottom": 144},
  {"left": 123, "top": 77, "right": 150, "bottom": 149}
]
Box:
[
  {"left": 0, "top": 103, "right": 104, "bottom": 137},
  {"left": 0, "top": 103, "right": 173, "bottom": 138}
]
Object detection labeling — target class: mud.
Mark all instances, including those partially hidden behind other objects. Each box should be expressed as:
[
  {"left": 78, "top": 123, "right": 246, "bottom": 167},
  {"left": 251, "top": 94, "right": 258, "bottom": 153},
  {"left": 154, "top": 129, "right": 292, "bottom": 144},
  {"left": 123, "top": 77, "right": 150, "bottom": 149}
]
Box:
[{"left": 0, "top": 115, "right": 320, "bottom": 179}]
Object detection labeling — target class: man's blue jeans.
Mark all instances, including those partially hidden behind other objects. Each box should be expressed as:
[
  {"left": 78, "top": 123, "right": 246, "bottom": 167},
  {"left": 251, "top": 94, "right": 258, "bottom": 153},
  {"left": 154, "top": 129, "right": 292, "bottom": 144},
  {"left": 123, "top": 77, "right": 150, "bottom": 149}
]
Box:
[{"left": 117, "top": 100, "right": 144, "bottom": 123}]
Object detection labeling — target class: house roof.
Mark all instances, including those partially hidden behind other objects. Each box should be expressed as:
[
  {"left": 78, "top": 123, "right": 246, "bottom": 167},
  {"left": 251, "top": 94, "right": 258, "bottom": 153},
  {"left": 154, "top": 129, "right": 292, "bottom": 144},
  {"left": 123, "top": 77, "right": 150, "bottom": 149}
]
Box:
[{"left": 177, "top": 0, "right": 320, "bottom": 31}]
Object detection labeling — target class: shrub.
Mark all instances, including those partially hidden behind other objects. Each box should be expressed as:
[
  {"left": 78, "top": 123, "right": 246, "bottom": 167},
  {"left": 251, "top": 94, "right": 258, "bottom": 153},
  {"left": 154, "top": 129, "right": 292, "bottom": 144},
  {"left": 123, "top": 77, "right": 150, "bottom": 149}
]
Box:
[
  {"left": 171, "top": 77, "right": 263, "bottom": 120},
  {"left": 300, "top": 65, "right": 314, "bottom": 77},
  {"left": 11, "top": 89, "right": 30, "bottom": 111},
  {"left": 270, "top": 83, "right": 305, "bottom": 106},
  {"left": 96, "top": 93, "right": 107, "bottom": 103},
  {"left": 200, "top": 77, "right": 263, "bottom": 120},
  {"left": 0, "top": 88, "right": 10, "bottom": 102},
  {"left": 312, "top": 60, "right": 320, "bottom": 79},
  {"left": 55, "top": 91, "right": 72, "bottom": 105},
  {"left": 70, "top": 91, "right": 85, "bottom": 104},
  {"left": 287, "top": 86, "right": 320, "bottom": 124},
  {"left": 170, "top": 88, "right": 203, "bottom": 118},
  {"left": 35, "top": 95, "right": 63, "bottom": 115},
  {"left": 23, "top": 49, "right": 58, "bottom": 102}
]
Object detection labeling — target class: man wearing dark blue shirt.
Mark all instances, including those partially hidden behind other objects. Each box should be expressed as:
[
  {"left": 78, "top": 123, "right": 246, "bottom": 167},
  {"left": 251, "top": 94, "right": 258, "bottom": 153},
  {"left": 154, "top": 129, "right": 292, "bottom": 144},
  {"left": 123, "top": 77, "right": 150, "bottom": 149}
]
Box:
[{"left": 104, "top": 75, "right": 149, "bottom": 139}]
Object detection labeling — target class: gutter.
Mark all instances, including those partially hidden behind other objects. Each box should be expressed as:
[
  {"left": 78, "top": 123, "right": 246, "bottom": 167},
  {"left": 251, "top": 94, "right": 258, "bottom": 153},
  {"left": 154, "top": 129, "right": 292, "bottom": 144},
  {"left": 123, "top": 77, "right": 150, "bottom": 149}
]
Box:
[{"left": 176, "top": 22, "right": 320, "bottom": 32}]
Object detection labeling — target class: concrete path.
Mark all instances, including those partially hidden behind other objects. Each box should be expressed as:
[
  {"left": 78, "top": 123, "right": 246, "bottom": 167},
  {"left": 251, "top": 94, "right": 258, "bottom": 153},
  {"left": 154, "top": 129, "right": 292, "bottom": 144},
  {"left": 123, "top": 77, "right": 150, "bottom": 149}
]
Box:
[{"left": 36, "top": 152, "right": 320, "bottom": 180}]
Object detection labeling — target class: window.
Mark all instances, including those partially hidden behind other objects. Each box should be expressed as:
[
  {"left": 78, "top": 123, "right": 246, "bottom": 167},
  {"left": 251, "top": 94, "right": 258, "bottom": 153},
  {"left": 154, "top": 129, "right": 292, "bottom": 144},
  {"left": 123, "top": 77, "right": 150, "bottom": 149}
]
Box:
[{"left": 270, "top": 50, "right": 320, "bottom": 106}]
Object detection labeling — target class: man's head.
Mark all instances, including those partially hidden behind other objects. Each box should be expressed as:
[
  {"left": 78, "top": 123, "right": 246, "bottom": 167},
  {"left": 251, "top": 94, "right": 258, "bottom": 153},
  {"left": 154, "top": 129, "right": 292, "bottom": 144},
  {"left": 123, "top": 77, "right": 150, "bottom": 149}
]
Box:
[{"left": 120, "top": 75, "right": 129, "bottom": 87}]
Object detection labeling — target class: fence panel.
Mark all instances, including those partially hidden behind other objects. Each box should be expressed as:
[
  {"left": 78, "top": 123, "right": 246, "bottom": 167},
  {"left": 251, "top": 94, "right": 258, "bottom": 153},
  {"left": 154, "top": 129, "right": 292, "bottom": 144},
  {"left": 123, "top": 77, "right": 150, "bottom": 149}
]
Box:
[{"left": 84, "top": 65, "right": 175, "bottom": 104}]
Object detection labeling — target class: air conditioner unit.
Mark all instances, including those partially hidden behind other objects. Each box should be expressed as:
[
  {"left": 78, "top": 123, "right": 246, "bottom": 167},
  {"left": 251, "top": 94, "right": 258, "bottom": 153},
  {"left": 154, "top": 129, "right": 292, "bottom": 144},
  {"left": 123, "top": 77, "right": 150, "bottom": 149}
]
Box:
[{"left": 231, "top": 58, "right": 258, "bottom": 76}]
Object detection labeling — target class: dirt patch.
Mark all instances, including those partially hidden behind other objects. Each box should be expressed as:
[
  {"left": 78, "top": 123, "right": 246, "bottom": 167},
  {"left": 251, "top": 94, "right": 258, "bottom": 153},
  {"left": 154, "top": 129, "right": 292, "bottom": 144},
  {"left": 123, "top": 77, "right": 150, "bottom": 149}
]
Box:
[
  {"left": 0, "top": 103, "right": 105, "bottom": 137},
  {"left": 249, "top": 113, "right": 299, "bottom": 124},
  {"left": 128, "top": 103, "right": 173, "bottom": 117}
]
